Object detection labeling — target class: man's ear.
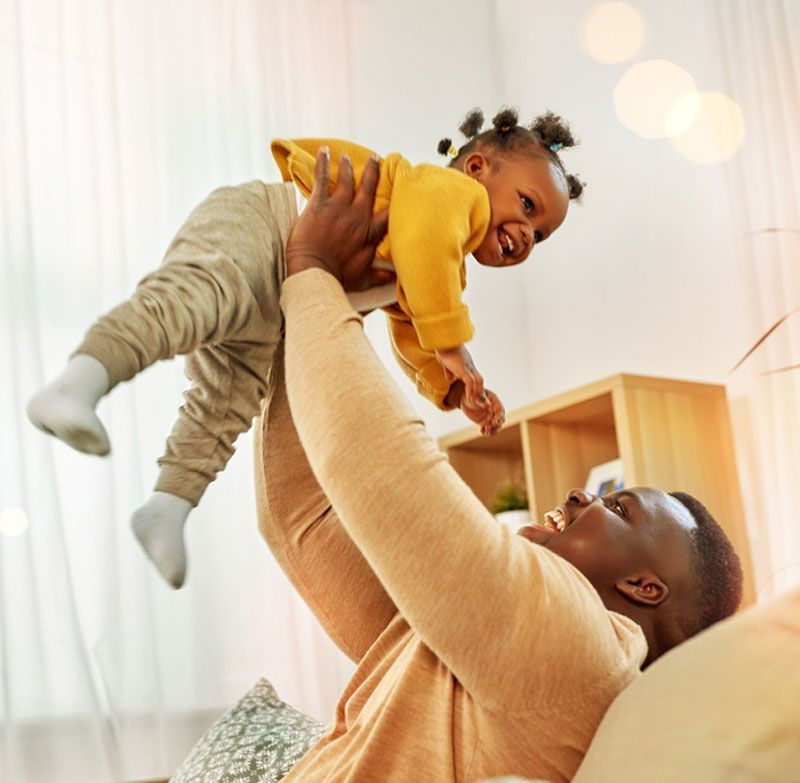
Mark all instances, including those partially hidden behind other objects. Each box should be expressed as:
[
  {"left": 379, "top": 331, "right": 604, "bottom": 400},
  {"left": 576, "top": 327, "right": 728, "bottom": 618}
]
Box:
[
  {"left": 462, "top": 151, "right": 489, "bottom": 181},
  {"left": 615, "top": 571, "right": 670, "bottom": 607}
]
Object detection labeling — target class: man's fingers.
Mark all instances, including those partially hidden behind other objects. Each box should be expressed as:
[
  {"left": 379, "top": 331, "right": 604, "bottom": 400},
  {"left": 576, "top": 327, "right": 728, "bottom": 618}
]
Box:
[
  {"left": 368, "top": 267, "right": 396, "bottom": 287},
  {"left": 334, "top": 154, "right": 354, "bottom": 200},
  {"left": 357, "top": 153, "right": 381, "bottom": 201},
  {"left": 311, "top": 147, "right": 330, "bottom": 203},
  {"left": 369, "top": 207, "right": 390, "bottom": 246}
]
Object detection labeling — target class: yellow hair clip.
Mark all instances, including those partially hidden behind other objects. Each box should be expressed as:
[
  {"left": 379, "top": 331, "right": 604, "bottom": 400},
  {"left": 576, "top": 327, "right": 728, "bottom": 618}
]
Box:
[{"left": 447, "top": 144, "right": 458, "bottom": 158}]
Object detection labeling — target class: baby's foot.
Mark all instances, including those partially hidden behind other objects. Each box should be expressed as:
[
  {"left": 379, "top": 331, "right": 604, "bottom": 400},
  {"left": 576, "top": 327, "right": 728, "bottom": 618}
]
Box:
[
  {"left": 26, "top": 354, "right": 112, "bottom": 455},
  {"left": 27, "top": 386, "right": 111, "bottom": 455},
  {"left": 131, "top": 492, "right": 192, "bottom": 589}
]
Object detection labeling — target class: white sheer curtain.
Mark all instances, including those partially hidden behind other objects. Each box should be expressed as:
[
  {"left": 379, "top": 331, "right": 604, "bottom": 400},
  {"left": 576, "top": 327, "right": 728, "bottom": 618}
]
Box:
[
  {"left": 1, "top": 1, "right": 512, "bottom": 779},
  {"left": 7, "top": 1, "right": 798, "bottom": 780},
  {"left": 1, "top": 1, "right": 358, "bottom": 781},
  {"left": 714, "top": 0, "right": 800, "bottom": 600}
]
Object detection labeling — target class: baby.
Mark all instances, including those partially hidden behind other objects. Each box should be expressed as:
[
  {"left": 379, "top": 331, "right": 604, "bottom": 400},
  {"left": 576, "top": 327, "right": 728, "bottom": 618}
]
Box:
[{"left": 27, "top": 107, "right": 584, "bottom": 588}]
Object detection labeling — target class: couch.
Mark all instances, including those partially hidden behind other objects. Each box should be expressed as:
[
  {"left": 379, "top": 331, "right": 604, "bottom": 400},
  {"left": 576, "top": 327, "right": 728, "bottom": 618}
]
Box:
[{"left": 156, "top": 584, "right": 800, "bottom": 783}]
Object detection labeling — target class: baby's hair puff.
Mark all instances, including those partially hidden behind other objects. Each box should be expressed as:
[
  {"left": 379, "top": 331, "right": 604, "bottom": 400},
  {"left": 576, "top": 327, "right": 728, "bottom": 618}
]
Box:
[{"left": 437, "top": 106, "right": 585, "bottom": 201}]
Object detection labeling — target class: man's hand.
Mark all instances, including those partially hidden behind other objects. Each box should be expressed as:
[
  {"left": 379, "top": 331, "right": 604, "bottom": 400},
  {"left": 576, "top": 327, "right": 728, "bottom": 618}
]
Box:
[
  {"left": 285, "top": 148, "right": 393, "bottom": 292},
  {"left": 461, "top": 389, "right": 505, "bottom": 437}
]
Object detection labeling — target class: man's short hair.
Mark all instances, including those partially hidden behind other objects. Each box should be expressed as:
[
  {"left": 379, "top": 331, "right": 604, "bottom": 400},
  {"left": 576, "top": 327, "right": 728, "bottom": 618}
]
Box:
[{"left": 670, "top": 491, "right": 744, "bottom": 633}]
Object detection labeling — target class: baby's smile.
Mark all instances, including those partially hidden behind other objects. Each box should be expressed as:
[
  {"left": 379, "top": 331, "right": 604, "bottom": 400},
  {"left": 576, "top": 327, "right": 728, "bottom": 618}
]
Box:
[{"left": 498, "top": 227, "right": 516, "bottom": 258}]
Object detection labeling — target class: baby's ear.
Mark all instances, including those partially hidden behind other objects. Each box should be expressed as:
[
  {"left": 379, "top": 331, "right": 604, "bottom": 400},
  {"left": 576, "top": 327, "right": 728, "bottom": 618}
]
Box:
[{"left": 462, "top": 151, "right": 489, "bottom": 180}]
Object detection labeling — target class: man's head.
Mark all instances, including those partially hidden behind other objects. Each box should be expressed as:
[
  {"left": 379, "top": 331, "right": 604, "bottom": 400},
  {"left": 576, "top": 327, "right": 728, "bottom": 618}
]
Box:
[{"left": 517, "top": 487, "right": 743, "bottom": 666}]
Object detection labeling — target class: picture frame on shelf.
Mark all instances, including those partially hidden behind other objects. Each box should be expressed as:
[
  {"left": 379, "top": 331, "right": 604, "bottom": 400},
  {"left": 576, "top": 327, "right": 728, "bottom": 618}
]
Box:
[{"left": 585, "top": 458, "right": 624, "bottom": 496}]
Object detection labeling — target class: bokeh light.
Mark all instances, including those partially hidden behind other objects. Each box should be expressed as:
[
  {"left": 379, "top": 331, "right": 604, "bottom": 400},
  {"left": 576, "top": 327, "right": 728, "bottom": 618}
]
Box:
[
  {"left": 669, "top": 91, "right": 746, "bottom": 164},
  {"left": 0, "top": 507, "right": 30, "bottom": 536},
  {"left": 583, "top": 2, "right": 645, "bottom": 64},
  {"left": 614, "top": 59, "right": 699, "bottom": 139}
]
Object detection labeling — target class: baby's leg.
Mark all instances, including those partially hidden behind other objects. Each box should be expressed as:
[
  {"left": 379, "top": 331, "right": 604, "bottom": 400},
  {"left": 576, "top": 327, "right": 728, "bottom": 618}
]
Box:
[
  {"left": 131, "top": 181, "right": 296, "bottom": 587},
  {"left": 133, "top": 339, "right": 279, "bottom": 587},
  {"left": 27, "top": 354, "right": 112, "bottom": 455},
  {"left": 27, "top": 183, "right": 284, "bottom": 456}
]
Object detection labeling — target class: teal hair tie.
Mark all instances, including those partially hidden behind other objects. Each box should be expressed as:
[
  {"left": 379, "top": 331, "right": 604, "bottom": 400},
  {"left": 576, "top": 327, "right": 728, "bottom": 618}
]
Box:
[{"left": 549, "top": 142, "right": 563, "bottom": 153}]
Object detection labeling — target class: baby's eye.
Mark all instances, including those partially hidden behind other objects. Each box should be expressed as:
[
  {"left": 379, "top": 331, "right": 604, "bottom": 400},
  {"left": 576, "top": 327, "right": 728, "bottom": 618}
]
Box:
[
  {"left": 611, "top": 499, "right": 626, "bottom": 517},
  {"left": 520, "top": 195, "right": 534, "bottom": 213}
]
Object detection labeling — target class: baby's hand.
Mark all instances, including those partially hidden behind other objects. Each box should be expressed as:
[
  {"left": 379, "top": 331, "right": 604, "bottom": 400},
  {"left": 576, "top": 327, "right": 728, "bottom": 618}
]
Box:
[
  {"left": 461, "top": 389, "right": 505, "bottom": 437},
  {"left": 436, "top": 345, "right": 487, "bottom": 410}
]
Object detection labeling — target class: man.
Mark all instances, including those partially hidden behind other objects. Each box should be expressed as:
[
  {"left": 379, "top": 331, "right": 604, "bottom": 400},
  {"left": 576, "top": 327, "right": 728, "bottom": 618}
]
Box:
[{"left": 254, "top": 149, "right": 743, "bottom": 782}]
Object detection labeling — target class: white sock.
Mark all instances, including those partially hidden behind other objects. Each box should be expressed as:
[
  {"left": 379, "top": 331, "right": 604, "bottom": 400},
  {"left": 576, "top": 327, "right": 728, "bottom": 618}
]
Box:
[
  {"left": 27, "top": 354, "right": 111, "bottom": 455},
  {"left": 131, "top": 491, "right": 192, "bottom": 589}
]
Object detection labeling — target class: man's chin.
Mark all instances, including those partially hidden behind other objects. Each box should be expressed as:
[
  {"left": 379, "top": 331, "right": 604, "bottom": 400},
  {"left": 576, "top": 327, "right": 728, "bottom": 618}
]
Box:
[{"left": 517, "top": 524, "right": 557, "bottom": 546}]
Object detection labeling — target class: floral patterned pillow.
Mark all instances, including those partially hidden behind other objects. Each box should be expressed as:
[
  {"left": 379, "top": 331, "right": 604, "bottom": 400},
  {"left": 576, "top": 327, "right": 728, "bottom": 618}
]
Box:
[{"left": 170, "top": 679, "right": 326, "bottom": 783}]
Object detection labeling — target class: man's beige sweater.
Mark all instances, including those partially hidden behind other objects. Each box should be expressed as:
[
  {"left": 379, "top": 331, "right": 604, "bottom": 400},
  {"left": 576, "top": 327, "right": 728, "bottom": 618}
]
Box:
[{"left": 254, "top": 270, "right": 646, "bottom": 782}]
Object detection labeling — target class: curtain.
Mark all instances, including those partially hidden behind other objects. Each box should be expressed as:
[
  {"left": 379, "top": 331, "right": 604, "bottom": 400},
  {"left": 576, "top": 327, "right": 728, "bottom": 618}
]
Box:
[
  {"left": 1, "top": 1, "right": 357, "bottom": 781},
  {"left": 714, "top": 0, "right": 800, "bottom": 600},
  {"left": 6, "top": 1, "right": 797, "bottom": 780}
]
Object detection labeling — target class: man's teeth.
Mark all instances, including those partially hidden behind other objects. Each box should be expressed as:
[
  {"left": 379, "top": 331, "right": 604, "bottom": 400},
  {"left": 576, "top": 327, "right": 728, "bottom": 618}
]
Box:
[{"left": 543, "top": 509, "right": 567, "bottom": 532}]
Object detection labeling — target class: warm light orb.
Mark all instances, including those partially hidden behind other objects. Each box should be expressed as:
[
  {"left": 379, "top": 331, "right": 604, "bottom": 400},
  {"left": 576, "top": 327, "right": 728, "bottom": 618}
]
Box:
[
  {"left": 583, "top": 2, "right": 645, "bottom": 64},
  {"left": 614, "top": 59, "right": 699, "bottom": 139},
  {"left": 0, "top": 507, "right": 30, "bottom": 536},
  {"left": 669, "top": 91, "right": 746, "bottom": 164}
]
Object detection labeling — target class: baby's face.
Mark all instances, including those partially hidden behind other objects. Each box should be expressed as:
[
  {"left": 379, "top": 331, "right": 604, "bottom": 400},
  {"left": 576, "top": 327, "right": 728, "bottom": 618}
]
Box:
[{"left": 469, "top": 153, "right": 570, "bottom": 267}]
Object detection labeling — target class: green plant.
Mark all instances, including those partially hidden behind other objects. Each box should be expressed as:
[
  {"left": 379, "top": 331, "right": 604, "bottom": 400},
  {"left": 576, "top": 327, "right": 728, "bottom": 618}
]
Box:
[{"left": 490, "top": 482, "right": 529, "bottom": 514}]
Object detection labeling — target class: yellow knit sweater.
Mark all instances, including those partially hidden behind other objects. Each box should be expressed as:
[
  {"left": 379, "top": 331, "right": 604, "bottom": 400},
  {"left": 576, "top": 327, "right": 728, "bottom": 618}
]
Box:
[{"left": 271, "top": 138, "right": 491, "bottom": 408}]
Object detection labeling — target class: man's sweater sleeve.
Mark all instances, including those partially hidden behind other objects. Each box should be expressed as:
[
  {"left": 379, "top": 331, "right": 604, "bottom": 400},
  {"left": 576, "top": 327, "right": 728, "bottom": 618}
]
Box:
[
  {"left": 281, "top": 270, "right": 644, "bottom": 710},
  {"left": 254, "top": 344, "right": 398, "bottom": 663}
]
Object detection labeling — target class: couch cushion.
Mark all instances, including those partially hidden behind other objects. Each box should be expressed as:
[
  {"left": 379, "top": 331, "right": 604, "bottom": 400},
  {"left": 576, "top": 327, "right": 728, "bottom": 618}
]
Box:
[
  {"left": 573, "top": 586, "right": 800, "bottom": 783},
  {"left": 170, "top": 678, "right": 325, "bottom": 783}
]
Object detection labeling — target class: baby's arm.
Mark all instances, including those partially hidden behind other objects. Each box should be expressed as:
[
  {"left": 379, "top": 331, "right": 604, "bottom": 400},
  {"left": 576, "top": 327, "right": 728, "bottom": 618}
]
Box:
[
  {"left": 445, "top": 379, "right": 505, "bottom": 437},
  {"left": 386, "top": 167, "right": 507, "bottom": 428},
  {"left": 385, "top": 310, "right": 503, "bottom": 435},
  {"left": 435, "top": 344, "right": 486, "bottom": 406}
]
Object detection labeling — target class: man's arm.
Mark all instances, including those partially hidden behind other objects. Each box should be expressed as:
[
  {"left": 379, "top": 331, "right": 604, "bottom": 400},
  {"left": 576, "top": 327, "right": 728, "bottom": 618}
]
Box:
[
  {"left": 282, "top": 270, "right": 639, "bottom": 709},
  {"left": 254, "top": 344, "right": 397, "bottom": 663},
  {"left": 280, "top": 151, "right": 641, "bottom": 707}
]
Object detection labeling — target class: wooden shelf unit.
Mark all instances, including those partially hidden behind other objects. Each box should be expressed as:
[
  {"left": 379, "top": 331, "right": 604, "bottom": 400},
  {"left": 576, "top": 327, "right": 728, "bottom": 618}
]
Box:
[{"left": 439, "top": 373, "right": 755, "bottom": 604}]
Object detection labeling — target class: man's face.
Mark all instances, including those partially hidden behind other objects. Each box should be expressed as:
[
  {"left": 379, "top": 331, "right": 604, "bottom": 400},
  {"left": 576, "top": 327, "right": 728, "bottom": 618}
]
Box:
[{"left": 517, "top": 487, "right": 697, "bottom": 604}]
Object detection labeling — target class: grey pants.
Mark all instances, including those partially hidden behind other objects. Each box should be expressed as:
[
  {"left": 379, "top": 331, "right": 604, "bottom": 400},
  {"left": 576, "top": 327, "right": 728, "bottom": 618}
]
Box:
[{"left": 76, "top": 181, "right": 297, "bottom": 505}]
